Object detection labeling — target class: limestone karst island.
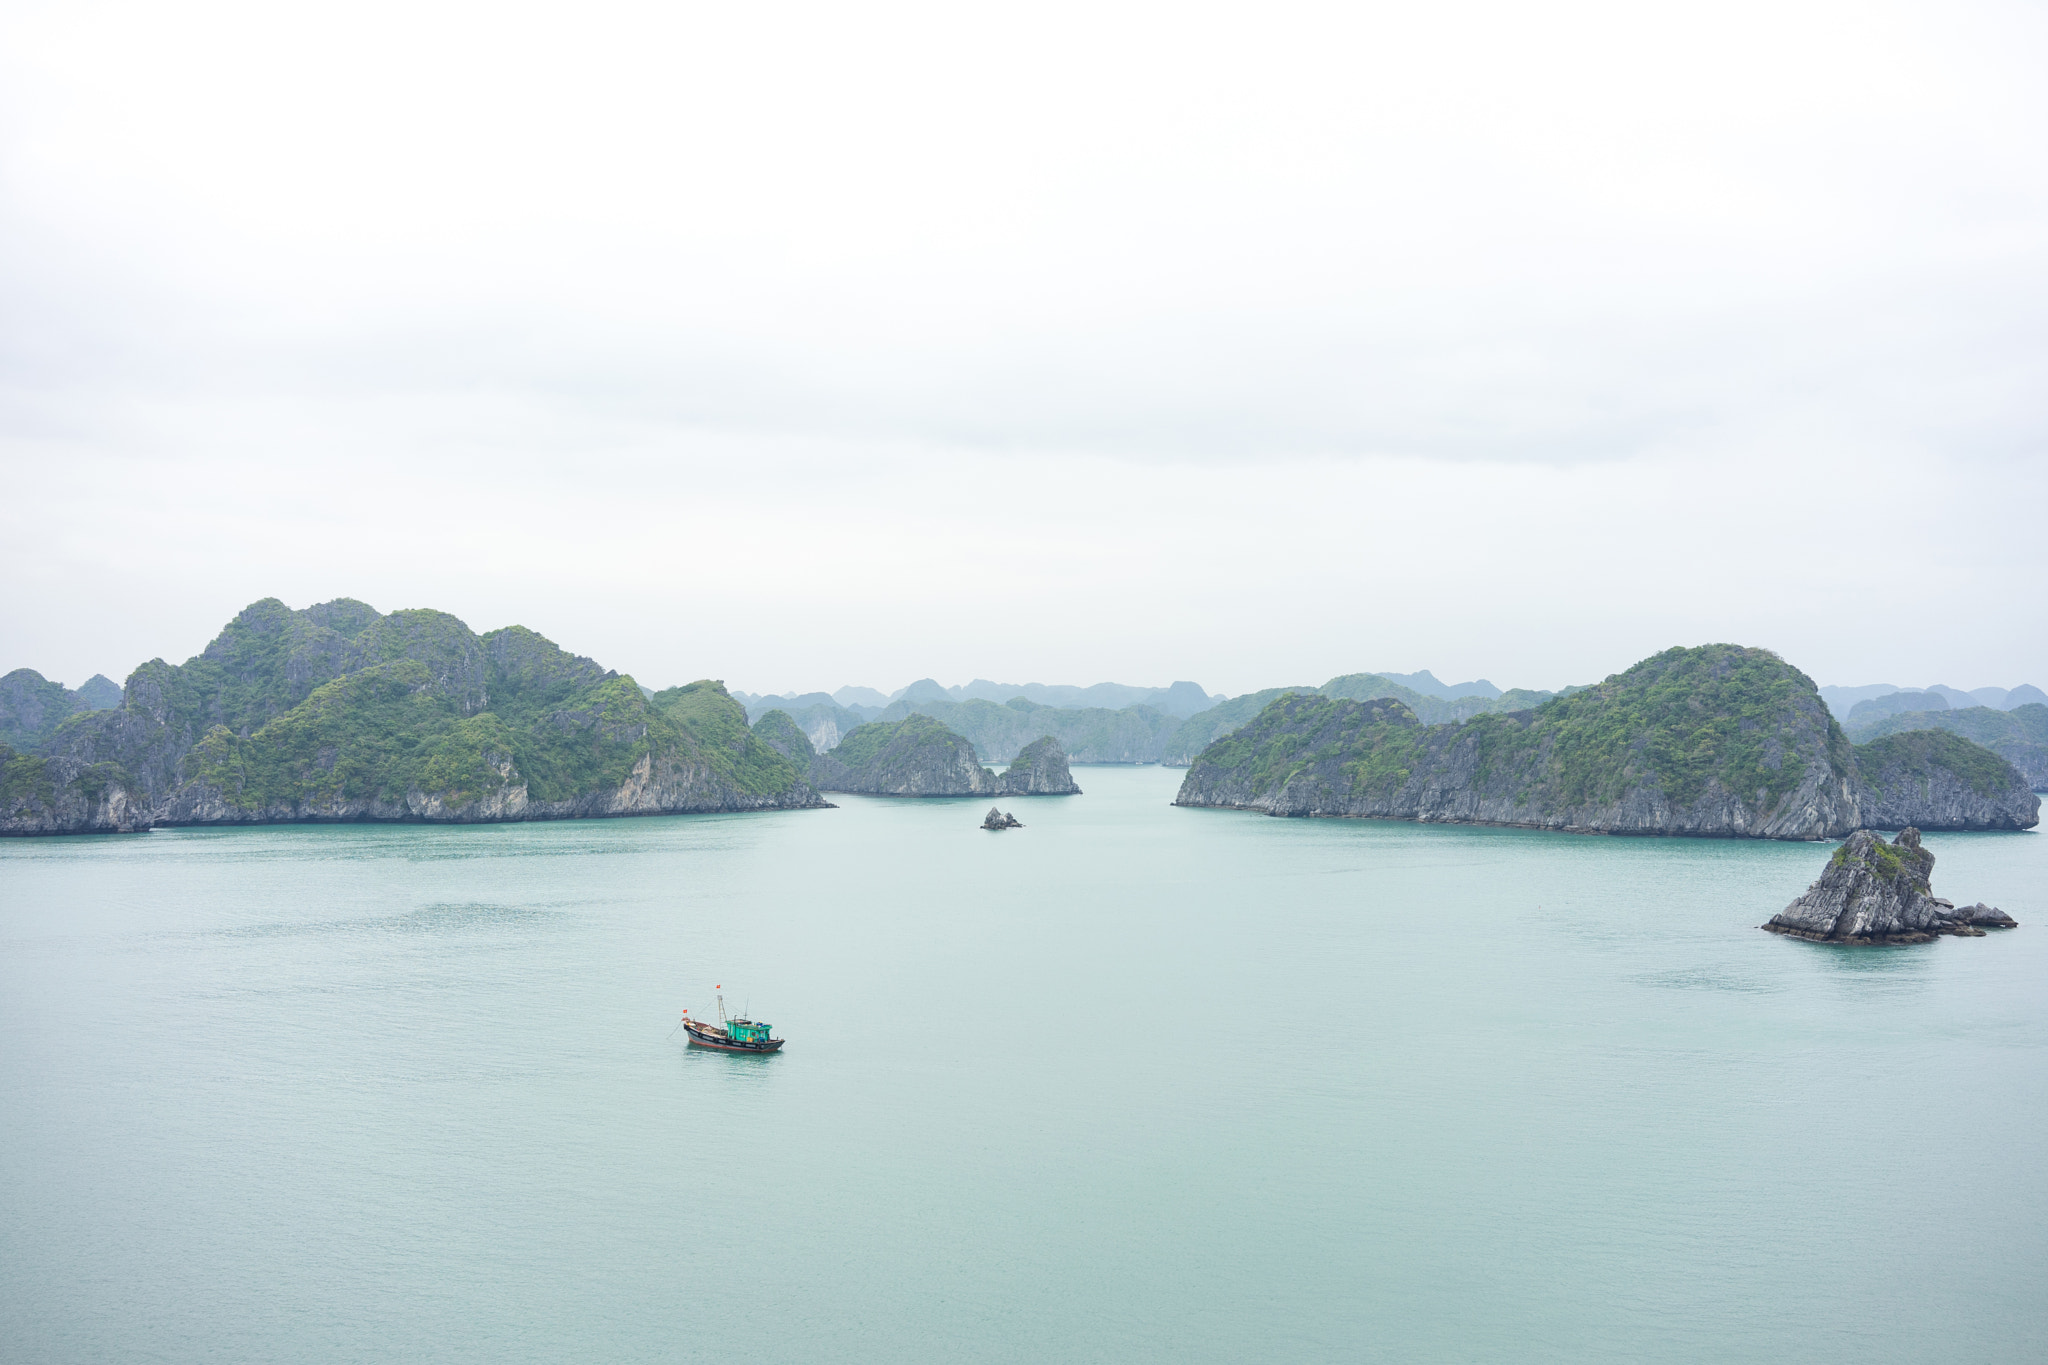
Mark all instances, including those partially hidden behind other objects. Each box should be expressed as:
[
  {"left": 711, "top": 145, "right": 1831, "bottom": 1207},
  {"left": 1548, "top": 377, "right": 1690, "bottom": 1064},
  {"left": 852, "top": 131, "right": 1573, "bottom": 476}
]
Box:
[{"left": 2, "top": 600, "right": 2036, "bottom": 842}]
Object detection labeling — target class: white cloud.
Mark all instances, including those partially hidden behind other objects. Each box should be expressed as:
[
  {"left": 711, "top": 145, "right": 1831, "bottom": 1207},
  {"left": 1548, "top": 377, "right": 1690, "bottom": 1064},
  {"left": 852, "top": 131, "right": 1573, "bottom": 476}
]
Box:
[{"left": 3, "top": 0, "right": 2044, "bottom": 693}]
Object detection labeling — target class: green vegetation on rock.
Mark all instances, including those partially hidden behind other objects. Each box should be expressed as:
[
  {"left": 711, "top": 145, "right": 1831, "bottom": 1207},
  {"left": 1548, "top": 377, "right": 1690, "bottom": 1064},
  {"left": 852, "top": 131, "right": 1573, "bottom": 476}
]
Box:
[
  {"left": 1474, "top": 645, "right": 1848, "bottom": 810},
  {"left": 22, "top": 597, "right": 822, "bottom": 831},
  {"left": 0, "top": 670, "right": 89, "bottom": 750},
  {"left": 1174, "top": 644, "right": 2037, "bottom": 837},
  {"left": 1846, "top": 704, "right": 2048, "bottom": 791},
  {"left": 1852, "top": 729, "right": 2015, "bottom": 799}
]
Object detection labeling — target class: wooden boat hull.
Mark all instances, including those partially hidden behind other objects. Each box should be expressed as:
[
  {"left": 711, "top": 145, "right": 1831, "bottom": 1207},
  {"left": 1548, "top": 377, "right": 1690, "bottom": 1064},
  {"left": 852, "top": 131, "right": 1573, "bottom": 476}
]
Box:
[{"left": 683, "top": 1020, "right": 784, "bottom": 1053}]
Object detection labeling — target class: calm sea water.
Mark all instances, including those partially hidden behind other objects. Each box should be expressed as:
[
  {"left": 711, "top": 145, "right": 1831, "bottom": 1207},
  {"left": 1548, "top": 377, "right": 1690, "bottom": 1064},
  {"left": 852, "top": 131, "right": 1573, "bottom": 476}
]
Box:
[{"left": 3, "top": 766, "right": 2044, "bottom": 1362}]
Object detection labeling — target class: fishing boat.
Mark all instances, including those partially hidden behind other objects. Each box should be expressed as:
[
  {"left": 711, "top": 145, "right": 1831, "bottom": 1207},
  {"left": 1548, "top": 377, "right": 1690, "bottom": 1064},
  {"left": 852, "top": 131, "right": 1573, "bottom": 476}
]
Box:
[{"left": 680, "top": 989, "right": 784, "bottom": 1054}]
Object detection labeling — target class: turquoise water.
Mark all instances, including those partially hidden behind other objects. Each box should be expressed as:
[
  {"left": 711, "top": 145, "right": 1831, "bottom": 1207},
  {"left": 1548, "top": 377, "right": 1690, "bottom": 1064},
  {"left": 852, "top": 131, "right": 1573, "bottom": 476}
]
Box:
[{"left": 3, "top": 766, "right": 2044, "bottom": 1362}]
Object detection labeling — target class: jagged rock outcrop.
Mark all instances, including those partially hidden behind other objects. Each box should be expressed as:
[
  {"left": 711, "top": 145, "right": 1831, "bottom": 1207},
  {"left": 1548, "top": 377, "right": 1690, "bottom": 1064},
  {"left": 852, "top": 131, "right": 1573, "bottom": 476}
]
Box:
[
  {"left": 1173, "top": 645, "right": 2039, "bottom": 839},
  {"left": 9, "top": 598, "right": 827, "bottom": 833},
  {"left": 981, "top": 806, "right": 1023, "bottom": 829},
  {"left": 991, "top": 736, "right": 1081, "bottom": 795},
  {"left": 1766, "top": 828, "right": 2017, "bottom": 943}
]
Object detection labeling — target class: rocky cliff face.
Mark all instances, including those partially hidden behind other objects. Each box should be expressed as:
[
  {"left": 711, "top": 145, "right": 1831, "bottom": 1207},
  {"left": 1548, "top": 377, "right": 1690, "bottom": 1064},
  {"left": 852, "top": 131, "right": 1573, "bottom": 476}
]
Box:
[
  {"left": 992, "top": 736, "right": 1082, "bottom": 795},
  {"left": 810, "top": 715, "right": 999, "bottom": 796},
  {"left": 1174, "top": 695, "right": 1866, "bottom": 838},
  {"left": 155, "top": 748, "right": 820, "bottom": 826},
  {"left": 1, "top": 745, "right": 153, "bottom": 835},
  {"left": 1173, "top": 645, "right": 2038, "bottom": 839},
  {"left": 1766, "top": 828, "right": 2017, "bottom": 943},
  {"left": 1852, "top": 731, "right": 2040, "bottom": 830}
]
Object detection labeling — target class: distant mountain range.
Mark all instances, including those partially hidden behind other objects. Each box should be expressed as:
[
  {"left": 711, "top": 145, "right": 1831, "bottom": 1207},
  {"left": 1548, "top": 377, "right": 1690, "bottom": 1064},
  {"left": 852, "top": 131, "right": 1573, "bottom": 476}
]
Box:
[
  {"left": 741, "top": 671, "right": 1521, "bottom": 714},
  {"left": 736, "top": 678, "right": 1219, "bottom": 718},
  {"left": 1820, "top": 682, "right": 2045, "bottom": 719},
  {"left": 745, "top": 673, "right": 1582, "bottom": 765}
]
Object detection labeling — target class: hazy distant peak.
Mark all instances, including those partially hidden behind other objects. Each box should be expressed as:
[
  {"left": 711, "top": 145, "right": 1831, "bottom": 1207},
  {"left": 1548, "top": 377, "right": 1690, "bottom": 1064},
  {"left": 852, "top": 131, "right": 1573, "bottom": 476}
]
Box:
[
  {"left": 1371, "top": 670, "right": 1503, "bottom": 701},
  {"left": 756, "top": 690, "right": 838, "bottom": 710},
  {"left": 832, "top": 685, "right": 889, "bottom": 708},
  {"left": 1847, "top": 691, "right": 1948, "bottom": 723},
  {"left": 892, "top": 678, "right": 952, "bottom": 704},
  {"left": 74, "top": 674, "right": 122, "bottom": 710},
  {"left": 1822, "top": 681, "right": 2044, "bottom": 719}
]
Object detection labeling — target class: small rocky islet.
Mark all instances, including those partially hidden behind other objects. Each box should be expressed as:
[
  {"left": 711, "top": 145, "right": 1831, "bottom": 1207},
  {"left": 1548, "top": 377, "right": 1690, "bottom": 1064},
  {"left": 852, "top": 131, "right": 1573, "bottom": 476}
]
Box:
[{"left": 1767, "top": 827, "right": 2017, "bottom": 944}]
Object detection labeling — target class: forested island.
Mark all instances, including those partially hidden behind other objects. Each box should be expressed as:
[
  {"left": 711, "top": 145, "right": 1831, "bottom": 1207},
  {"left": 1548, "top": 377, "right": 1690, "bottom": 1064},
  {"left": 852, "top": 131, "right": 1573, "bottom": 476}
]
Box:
[
  {"left": 756, "top": 711, "right": 1080, "bottom": 797},
  {"left": 1171, "top": 645, "right": 2039, "bottom": 838},
  {"left": 2, "top": 598, "right": 826, "bottom": 834},
  {"left": 7, "top": 605, "right": 2034, "bottom": 842},
  {"left": 1844, "top": 703, "right": 2048, "bottom": 791}
]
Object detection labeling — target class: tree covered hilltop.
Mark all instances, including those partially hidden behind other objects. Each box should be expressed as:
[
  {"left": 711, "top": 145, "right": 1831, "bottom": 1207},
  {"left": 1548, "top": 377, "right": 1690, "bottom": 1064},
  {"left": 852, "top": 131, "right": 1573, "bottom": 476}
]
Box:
[
  {"left": 1172, "top": 645, "right": 2039, "bottom": 838},
  {"left": 755, "top": 711, "right": 1081, "bottom": 798},
  {"left": 2, "top": 598, "right": 826, "bottom": 834}
]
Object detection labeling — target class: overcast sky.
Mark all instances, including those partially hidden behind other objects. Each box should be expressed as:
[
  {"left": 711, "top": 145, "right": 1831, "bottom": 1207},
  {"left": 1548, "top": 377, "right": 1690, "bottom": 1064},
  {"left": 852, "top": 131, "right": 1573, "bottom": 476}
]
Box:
[{"left": 3, "top": 0, "right": 2044, "bottom": 698}]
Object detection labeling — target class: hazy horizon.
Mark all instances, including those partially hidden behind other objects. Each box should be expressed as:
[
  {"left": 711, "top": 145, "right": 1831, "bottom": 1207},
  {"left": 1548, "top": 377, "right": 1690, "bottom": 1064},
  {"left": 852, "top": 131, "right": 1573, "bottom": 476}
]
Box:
[
  {"left": 8, "top": 590, "right": 2042, "bottom": 704},
  {"left": 5, "top": 2, "right": 2044, "bottom": 694}
]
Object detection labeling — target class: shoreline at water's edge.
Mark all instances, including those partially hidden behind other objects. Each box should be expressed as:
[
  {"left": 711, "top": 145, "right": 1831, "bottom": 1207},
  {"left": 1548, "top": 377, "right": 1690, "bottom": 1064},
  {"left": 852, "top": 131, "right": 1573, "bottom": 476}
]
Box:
[
  {"left": 1760, "top": 921, "right": 2011, "bottom": 945},
  {"left": 2, "top": 798, "right": 838, "bottom": 836},
  {"left": 1167, "top": 800, "right": 2039, "bottom": 841}
]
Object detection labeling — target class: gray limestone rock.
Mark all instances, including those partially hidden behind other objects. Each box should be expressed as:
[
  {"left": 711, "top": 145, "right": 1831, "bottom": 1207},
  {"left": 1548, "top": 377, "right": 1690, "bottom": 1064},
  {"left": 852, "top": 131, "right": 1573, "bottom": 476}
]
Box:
[
  {"left": 981, "top": 806, "right": 1022, "bottom": 830},
  {"left": 0, "top": 744, "right": 152, "bottom": 835},
  {"left": 993, "top": 736, "right": 1082, "bottom": 795},
  {"left": 1851, "top": 730, "right": 2040, "bottom": 830},
  {"left": 1953, "top": 902, "right": 2018, "bottom": 928},
  {"left": 1765, "top": 828, "right": 2017, "bottom": 944}
]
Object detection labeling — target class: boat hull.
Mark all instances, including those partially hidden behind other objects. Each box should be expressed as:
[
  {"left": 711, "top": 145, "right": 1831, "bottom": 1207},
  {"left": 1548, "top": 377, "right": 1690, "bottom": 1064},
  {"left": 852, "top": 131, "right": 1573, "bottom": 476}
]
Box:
[{"left": 683, "top": 1020, "right": 784, "bottom": 1053}]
